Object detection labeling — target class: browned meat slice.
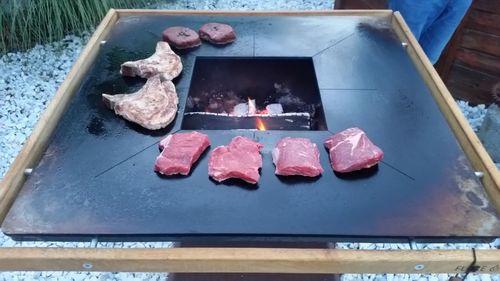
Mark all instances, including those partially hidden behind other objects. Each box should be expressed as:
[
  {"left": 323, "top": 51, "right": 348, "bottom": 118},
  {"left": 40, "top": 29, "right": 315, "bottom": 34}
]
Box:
[
  {"left": 102, "top": 75, "right": 178, "bottom": 130},
  {"left": 162, "top": 26, "right": 202, "bottom": 49},
  {"left": 120, "top": 41, "right": 182, "bottom": 80},
  {"left": 199, "top": 23, "right": 236, "bottom": 45}
]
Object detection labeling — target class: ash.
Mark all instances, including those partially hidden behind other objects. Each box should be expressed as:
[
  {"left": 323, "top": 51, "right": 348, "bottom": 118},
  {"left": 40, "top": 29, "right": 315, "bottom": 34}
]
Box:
[
  {"left": 186, "top": 90, "right": 243, "bottom": 113},
  {"left": 186, "top": 81, "right": 316, "bottom": 118}
]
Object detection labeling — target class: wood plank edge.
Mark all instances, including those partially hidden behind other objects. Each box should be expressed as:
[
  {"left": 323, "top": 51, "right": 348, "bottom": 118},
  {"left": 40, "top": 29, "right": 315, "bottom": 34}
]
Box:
[
  {"left": 1, "top": 248, "right": 498, "bottom": 273},
  {"left": 0, "top": 9, "right": 119, "bottom": 222},
  {"left": 115, "top": 9, "right": 393, "bottom": 17},
  {"left": 391, "top": 12, "right": 500, "bottom": 210}
]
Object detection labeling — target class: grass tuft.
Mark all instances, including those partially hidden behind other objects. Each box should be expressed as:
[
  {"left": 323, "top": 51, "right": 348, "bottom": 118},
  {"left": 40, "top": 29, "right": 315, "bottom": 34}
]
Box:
[{"left": 0, "top": 0, "right": 159, "bottom": 53}]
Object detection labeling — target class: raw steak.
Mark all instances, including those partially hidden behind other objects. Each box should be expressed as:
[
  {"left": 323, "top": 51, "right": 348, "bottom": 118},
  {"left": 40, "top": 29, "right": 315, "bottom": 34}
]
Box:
[
  {"left": 324, "top": 127, "right": 384, "bottom": 173},
  {"left": 272, "top": 137, "right": 323, "bottom": 177},
  {"left": 162, "top": 26, "right": 202, "bottom": 49},
  {"left": 199, "top": 23, "right": 236, "bottom": 44},
  {"left": 102, "top": 75, "right": 178, "bottom": 130},
  {"left": 208, "top": 136, "right": 263, "bottom": 184},
  {"left": 120, "top": 41, "right": 182, "bottom": 80},
  {"left": 154, "top": 131, "right": 211, "bottom": 175}
]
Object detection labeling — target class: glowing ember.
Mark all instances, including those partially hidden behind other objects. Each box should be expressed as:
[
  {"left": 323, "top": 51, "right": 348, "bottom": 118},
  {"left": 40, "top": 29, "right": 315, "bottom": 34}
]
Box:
[{"left": 256, "top": 118, "right": 266, "bottom": 131}]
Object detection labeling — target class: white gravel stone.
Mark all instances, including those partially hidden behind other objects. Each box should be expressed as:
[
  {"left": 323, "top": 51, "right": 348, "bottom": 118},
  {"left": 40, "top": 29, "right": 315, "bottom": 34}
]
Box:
[
  {"left": 456, "top": 100, "right": 488, "bottom": 132},
  {"left": 154, "top": 0, "right": 333, "bottom": 10},
  {"left": 1, "top": 1, "right": 499, "bottom": 281}
]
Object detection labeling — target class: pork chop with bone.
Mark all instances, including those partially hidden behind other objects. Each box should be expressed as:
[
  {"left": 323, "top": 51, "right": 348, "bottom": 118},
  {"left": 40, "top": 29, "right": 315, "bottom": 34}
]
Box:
[
  {"left": 120, "top": 41, "right": 182, "bottom": 80},
  {"left": 102, "top": 74, "right": 178, "bottom": 130}
]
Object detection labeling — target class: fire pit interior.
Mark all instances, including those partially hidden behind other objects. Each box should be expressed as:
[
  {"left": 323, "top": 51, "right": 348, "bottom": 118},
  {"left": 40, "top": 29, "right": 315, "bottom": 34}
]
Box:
[{"left": 181, "top": 57, "right": 327, "bottom": 131}]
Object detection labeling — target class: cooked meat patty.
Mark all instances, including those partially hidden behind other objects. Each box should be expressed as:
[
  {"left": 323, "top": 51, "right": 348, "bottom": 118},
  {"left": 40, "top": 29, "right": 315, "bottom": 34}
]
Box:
[
  {"left": 155, "top": 131, "right": 211, "bottom": 176},
  {"left": 162, "top": 26, "right": 202, "bottom": 49},
  {"left": 324, "top": 127, "right": 384, "bottom": 173},
  {"left": 102, "top": 74, "right": 178, "bottom": 130},
  {"left": 208, "top": 136, "right": 263, "bottom": 184},
  {"left": 272, "top": 137, "right": 323, "bottom": 177},
  {"left": 199, "top": 23, "right": 236, "bottom": 45},
  {"left": 120, "top": 41, "right": 182, "bottom": 80}
]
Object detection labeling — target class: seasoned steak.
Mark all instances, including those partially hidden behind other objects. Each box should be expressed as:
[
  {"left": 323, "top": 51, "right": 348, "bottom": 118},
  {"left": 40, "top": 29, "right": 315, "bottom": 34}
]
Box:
[
  {"left": 102, "top": 75, "right": 178, "bottom": 130},
  {"left": 272, "top": 137, "right": 323, "bottom": 177},
  {"left": 208, "top": 136, "right": 263, "bottom": 184},
  {"left": 324, "top": 127, "right": 384, "bottom": 173},
  {"left": 155, "top": 131, "right": 211, "bottom": 176},
  {"left": 120, "top": 41, "right": 182, "bottom": 80},
  {"left": 162, "top": 26, "right": 202, "bottom": 49},
  {"left": 199, "top": 23, "right": 236, "bottom": 45}
]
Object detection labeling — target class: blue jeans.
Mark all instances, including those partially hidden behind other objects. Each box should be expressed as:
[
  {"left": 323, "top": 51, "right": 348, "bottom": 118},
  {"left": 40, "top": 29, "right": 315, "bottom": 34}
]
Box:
[{"left": 389, "top": 0, "right": 472, "bottom": 64}]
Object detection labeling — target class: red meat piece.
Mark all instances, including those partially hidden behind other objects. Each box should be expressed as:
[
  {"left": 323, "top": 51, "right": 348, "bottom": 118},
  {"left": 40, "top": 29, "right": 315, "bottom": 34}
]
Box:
[
  {"left": 154, "top": 131, "right": 210, "bottom": 175},
  {"left": 324, "top": 127, "right": 384, "bottom": 173},
  {"left": 272, "top": 137, "right": 323, "bottom": 177},
  {"left": 208, "top": 136, "right": 263, "bottom": 184}
]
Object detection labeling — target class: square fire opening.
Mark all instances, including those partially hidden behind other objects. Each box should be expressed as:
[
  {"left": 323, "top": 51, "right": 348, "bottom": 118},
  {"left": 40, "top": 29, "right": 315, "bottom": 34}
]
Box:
[{"left": 181, "top": 57, "right": 327, "bottom": 131}]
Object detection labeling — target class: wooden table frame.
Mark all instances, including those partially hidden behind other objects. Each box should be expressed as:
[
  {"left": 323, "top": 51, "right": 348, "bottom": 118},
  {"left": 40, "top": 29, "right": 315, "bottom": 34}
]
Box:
[{"left": 0, "top": 9, "right": 498, "bottom": 274}]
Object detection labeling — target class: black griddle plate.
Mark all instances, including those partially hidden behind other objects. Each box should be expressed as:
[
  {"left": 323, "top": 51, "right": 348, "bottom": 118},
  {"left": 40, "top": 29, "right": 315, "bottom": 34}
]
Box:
[{"left": 2, "top": 14, "right": 499, "bottom": 242}]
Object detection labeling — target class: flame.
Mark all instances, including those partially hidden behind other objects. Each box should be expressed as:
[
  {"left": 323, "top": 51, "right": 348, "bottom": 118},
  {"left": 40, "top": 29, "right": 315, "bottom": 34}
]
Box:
[{"left": 256, "top": 118, "right": 266, "bottom": 131}]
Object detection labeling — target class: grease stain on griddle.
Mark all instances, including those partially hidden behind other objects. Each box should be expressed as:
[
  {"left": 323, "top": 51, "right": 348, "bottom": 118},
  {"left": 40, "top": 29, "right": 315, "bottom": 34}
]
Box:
[
  {"left": 466, "top": 191, "right": 484, "bottom": 207},
  {"left": 123, "top": 114, "right": 177, "bottom": 137},
  {"left": 86, "top": 116, "right": 107, "bottom": 136},
  {"left": 357, "top": 19, "right": 398, "bottom": 41},
  {"left": 105, "top": 47, "right": 148, "bottom": 73}
]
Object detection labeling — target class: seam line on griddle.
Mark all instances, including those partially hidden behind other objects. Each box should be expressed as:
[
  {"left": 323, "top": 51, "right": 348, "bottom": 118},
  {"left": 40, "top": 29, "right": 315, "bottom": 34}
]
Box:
[
  {"left": 312, "top": 32, "right": 356, "bottom": 57},
  {"left": 320, "top": 88, "right": 377, "bottom": 91},
  {"left": 93, "top": 128, "right": 182, "bottom": 178},
  {"left": 380, "top": 160, "right": 416, "bottom": 181},
  {"left": 252, "top": 33, "right": 255, "bottom": 57}
]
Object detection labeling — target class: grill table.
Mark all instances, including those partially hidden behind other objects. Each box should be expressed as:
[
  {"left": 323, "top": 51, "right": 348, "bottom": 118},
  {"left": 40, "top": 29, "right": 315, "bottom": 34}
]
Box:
[{"left": 0, "top": 9, "right": 499, "bottom": 274}]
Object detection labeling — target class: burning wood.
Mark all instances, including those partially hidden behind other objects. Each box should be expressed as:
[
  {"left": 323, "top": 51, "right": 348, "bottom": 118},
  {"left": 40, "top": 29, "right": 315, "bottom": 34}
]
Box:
[
  {"left": 230, "top": 100, "right": 284, "bottom": 117},
  {"left": 183, "top": 94, "right": 314, "bottom": 130},
  {"left": 184, "top": 112, "right": 310, "bottom": 118},
  {"left": 265, "top": 103, "right": 283, "bottom": 115},
  {"left": 232, "top": 103, "right": 249, "bottom": 116},
  {"left": 181, "top": 114, "right": 311, "bottom": 131}
]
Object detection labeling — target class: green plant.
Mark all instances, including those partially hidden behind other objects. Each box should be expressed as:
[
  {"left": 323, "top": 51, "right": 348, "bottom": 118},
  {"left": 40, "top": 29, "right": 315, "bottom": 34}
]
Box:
[{"left": 0, "top": 0, "right": 159, "bottom": 53}]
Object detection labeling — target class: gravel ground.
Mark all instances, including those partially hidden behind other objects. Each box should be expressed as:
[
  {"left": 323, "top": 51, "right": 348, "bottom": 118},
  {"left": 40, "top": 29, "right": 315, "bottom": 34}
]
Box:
[
  {"left": 0, "top": 1, "right": 499, "bottom": 280},
  {"left": 457, "top": 101, "right": 488, "bottom": 132}
]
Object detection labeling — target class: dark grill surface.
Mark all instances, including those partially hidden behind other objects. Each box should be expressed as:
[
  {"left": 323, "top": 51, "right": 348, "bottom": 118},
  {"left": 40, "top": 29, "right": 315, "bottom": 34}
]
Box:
[{"left": 2, "top": 14, "right": 499, "bottom": 242}]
